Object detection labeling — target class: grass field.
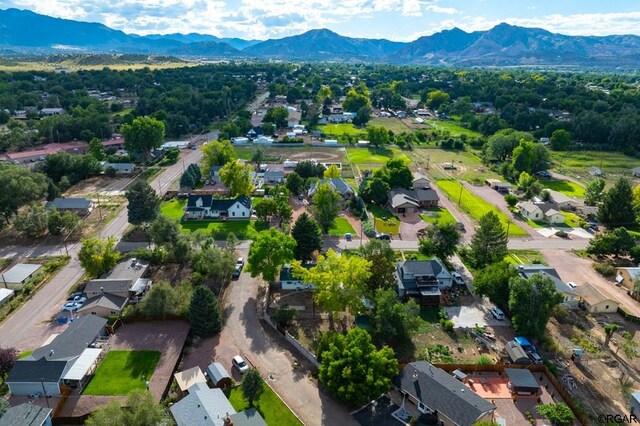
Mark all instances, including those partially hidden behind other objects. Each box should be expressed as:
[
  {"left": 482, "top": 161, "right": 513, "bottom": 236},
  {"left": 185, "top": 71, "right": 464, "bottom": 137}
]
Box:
[
  {"left": 540, "top": 179, "right": 585, "bottom": 198},
  {"left": 375, "top": 217, "right": 400, "bottom": 234},
  {"left": 505, "top": 250, "right": 546, "bottom": 265},
  {"left": 563, "top": 212, "right": 583, "bottom": 228},
  {"left": 181, "top": 220, "right": 268, "bottom": 239},
  {"left": 83, "top": 351, "right": 161, "bottom": 395},
  {"left": 425, "top": 120, "right": 482, "bottom": 138},
  {"left": 370, "top": 117, "right": 411, "bottom": 133},
  {"left": 317, "top": 123, "right": 365, "bottom": 137},
  {"left": 435, "top": 179, "right": 527, "bottom": 237},
  {"left": 227, "top": 385, "right": 303, "bottom": 426},
  {"left": 409, "top": 148, "right": 502, "bottom": 181},
  {"left": 0, "top": 61, "right": 193, "bottom": 72},
  {"left": 328, "top": 217, "right": 357, "bottom": 236},
  {"left": 160, "top": 199, "right": 186, "bottom": 220},
  {"left": 347, "top": 147, "right": 409, "bottom": 165},
  {"left": 420, "top": 207, "right": 456, "bottom": 225},
  {"left": 551, "top": 151, "right": 640, "bottom": 183}
]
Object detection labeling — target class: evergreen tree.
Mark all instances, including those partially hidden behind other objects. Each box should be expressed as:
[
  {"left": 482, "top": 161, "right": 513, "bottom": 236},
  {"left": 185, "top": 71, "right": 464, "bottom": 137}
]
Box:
[
  {"left": 188, "top": 286, "right": 222, "bottom": 336},
  {"left": 598, "top": 178, "right": 636, "bottom": 228},
  {"left": 242, "top": 369, "right": 264, "bottom": 406},
  {"left": 469, "top": 211, "right": 508, "bottom": 268},
  {"left": 180, "top": 169, "right": 196, "bottom": 189},
  {"left": 419, "top": 222, "right": 461, "bottom": 260},
  {"left": 292, "top": 212, "right": 323, "bottom": 262},
  {"left": 125, "top": 180, "right": 160, "bottom": 225}
]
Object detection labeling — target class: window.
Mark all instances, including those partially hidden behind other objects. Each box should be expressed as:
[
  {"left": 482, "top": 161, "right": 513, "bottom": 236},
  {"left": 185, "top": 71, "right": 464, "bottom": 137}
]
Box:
[
  {"left": 232, "top": 212, "right": 236, "bottom": 217},
  {"left": 605, "top": 305, "right": 609, "bottom": 309},
  {"left": 111, "top": 311, "right": 117, "bottom": 315},
  {"left": 417, "top": 402, "right": 429, "bottom": 414}
]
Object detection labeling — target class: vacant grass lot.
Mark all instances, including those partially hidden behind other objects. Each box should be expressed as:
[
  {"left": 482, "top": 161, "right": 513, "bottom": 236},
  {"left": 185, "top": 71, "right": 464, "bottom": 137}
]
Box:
[
  {"left": 435, "top": 180, "right": 527, "bottom": 237},
  {"left": 160, "top": 199, "right": 186, "bottom": 220},
  {"left": 409, "top": 148, "right": 502, "bottom": 181},
  {"left": 83, "top": 351, "right": 161, "bottom": 395},
  {"left": 370, "top": 117, "right": 411, "bottom": 133},
  {"left": 375, "top": 217, "right": 400, "bottom": 234},
  {"left": 425, "top": 120, "right": 482, "bottom": 138},
  {"left": 227, "top": 384, "right": 303, "bottom": 426},
  {"left": 328, "top": 217, "right": 356, "bottom": 236},
  {"left": 551, "top": 151, "right": 640, "bottom": 183},
  {"left": 540, "top": 179, "right": 585, "bottom": 198},
  {"left": 181, "top": 220, "right": 267, "bottom": 239},
  {"left": 317, "top": 123, "right": 365, "bottom": 136},
  {"left": 505, "top": 250, "right": 546, "bottom": 265},
  {"left": 420, "top": 207, "right": 456, "bottom": 225},
  {"left": 347, "top": 147, "right": 409, "bottom": 165}
]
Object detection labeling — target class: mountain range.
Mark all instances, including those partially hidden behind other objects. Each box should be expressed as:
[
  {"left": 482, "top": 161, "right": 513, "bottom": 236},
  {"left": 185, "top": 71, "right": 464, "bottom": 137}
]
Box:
[{"left": 3, "top": 8, "right": 640, "bottom": 67}]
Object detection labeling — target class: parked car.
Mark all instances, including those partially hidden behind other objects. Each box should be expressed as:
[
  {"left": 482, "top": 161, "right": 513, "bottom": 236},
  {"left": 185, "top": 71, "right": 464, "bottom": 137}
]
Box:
[
  {"left": 61, "top": 301, "right": 82, "bottom": 312},
  {"left": 567, "top": 281, "right": 577, "bottom": 289},
  {"left": 232, "top": 265, "right": 241, "bottom": 279},
  {"left": 455, "top": 222, "right": 466, "bottom": 232},
  {"left": 345, "top": 233, "right": 352, "bottom": 241},
  {"left": 528, "top": 352, "right": 543, "bottom": 365},
  {"left": 535, "top": 170, "right": 552, "bottom": 178},
  {"left": 232, "top": 355, "right": 249, "bottom": 373},
  {"left": 67, "top": 293, "right": 87, "bottom": 304},
  {"left": 451, "top": 272, "right": 465, "bottom": 285},
  {"left": 375, "top": 233, "right": 391, "bottom": 241},
  {"left": 236, "top": 258, "right": 244, "bottom": 270},
  {"left": 490, "top": 307, "right": 505, "bottom": 320}
]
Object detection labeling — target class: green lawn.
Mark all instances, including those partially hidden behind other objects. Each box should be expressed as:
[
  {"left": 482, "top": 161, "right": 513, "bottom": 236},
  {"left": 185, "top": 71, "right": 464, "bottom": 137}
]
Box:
[
  {"left": 317, "top": 123, "right": 365, "bottom": 137},
  {"left": 425, "top": 120, "right": 482, "bottom": 138},
  {"left": 369, "top": 117, "right": 411, "bottom": 133},
  {"left": 505, "top": 250, "right": 546, "bottom": 265},
  {"left": 83, "top": 351, "right": 161, "bottom": 395},
  {"left": 420, "top": 207, "right": 456, "bottom": 225},
  {"left": 368, "top": 203, "right": 396, "bottom": 220},
  {"left": 17, "top": 350, "right": 32, "bottom": 359},
  {"left": 563, "top": 212, "right": 583, "bottom": 228},
  {"left": 180, "top": 220, "right": 268, "bottom": 239},
  {"left": 375, "top": 217, "right": 400, "bottom": 234},
  {"left": 435, "top": 179, "right": 527, "bottom": 237},
  {"left": 227, "top": 385, "right": 303, "bottom": 426},
  {"left": 540, "top": 179, "right": 585, "bottom": 198},
  {"left": 160, "top": 199, "right": 187, "bottom": 220},
  {"left": 328, "top": 217, "right": 356, "bottom": 236},
  {"left": 347, "top": 147, "right": 409, "bottom": 165}
]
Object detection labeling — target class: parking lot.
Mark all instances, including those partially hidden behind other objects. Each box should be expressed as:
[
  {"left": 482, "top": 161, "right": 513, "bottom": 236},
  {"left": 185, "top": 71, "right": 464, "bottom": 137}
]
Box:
[{"left": 444, "top": 302, "right": 512, "bottom": 328}]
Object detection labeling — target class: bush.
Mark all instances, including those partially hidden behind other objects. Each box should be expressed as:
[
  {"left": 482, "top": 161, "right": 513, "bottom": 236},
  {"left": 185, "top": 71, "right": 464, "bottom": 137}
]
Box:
[
  {"left": 593, "top": 263, "right": 616, "bottom": 277},
  {"left": 439, "top": 318, "right": 454, "bottom": 332},
  {"left": 362, "top": 220, "right": 376, "bottom": 237},
  {"left": 476, "top": 354, "right": 493, "bottom": 365},
  {"left": 272, "top": 304, "right": 297, "bottom": 328},
  {"left": 555, "top": 230, "right": 568, "bottom": 238}
]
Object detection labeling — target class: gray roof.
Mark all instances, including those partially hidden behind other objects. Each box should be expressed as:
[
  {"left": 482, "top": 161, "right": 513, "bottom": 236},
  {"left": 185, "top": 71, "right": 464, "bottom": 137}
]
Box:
[
  {"left": 264, "top": 170, "right": 284, "bottom": 181},
  {"left": 394, "top": 362, "right": 495, "bottom": 426},
  {"left": 6, "top": 357, "right": 69, "bottom": 383},
  {"left": 545, "top": 189, "right": 577, "bottom": 205},
  {"left": 84, "top": 279, "right": 133, "bottom": 295},
  {"left": 518, "top": 265, "right": 576, "bottom": 296},
  {"left": 102, "top": 258, "right": 149, "bottom": 280},
  {"left": 505, "top": 368, "right": 539, "bottom": 390},
  {"left": 388, "top": 190, "right": 419, "bottom": 209},
  {"left": 518, "top": 201, "right": 541, "bottom": 214},
  {"left": 187, "top": 195, "right": 252, "bottom": 211},
  {"left": 104, "top": 162, "right": 134, "bottom": 170},
  {"left": 314, "top": 178, "right": 353, "bottom": 195},
  {"left": 0, "top": 403, "right": 52, "bottom": 426},
  {"left": 229, "top": 408, "right": 268, "bottom": 426},
  {"left": 45, "top": 197, "right": 92, "bottom": 210},
  {"left": 1, "top": 263, "right": 42, "bottom": 284},
  {"left": 170, "top": 384, "right": 236, "bottom": 426},
  {"left": 78, "top": 293, "right": 128, "bottom": 313},
  {"left": 396, "top": 259, "right": 452, "bottom": 293},
  {"left": 398, "top": 259, "right": 449, "bottom": 279},
  {"left": 130, "top": 278, "right": 151, "bottom": 295},
  {"left": 389, "top": 187, "right": 439, "bottom": 207},
  {"left": 29, "top": 315, "right": 107, "bottom": 361},
  {"left": 206, "top": 362, "right": 231, "bottom": 386},
  {"left": 505, "top": 341, "right": 530, "bottom": 364}
]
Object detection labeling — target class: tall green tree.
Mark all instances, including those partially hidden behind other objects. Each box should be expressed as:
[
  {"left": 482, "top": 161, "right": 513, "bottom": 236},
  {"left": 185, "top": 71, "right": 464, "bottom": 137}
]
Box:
[
  {"left": 242, "top": 369, "right": 264, "bottom": 406},
  {"left": 219, "top": 160, "right": 255, "bottom": 197},
  {"left": 192, "top": 244, "right": 235, "bottom": 285},
  {"left": 14, "top": 204, "right": 48, "bottom": 238},
  {"left": 202, "top": 140, "right": 237, "bottom": 169},
  {"left": 318, "top": 327, "right": 397, "bottom": 407},
  {"left": 86, "top": 391, "right": 169, "bottom": 426},
  {"left": 285, "top": 172, "right": 304, "bottom": 195},
  {"left": 291, "top": 213, "right": 323, "bottom": 262},
  {"left": 343, "top": 87, "right": 371, "bottom": 113},
  {"left": 263, "top": 106, "right": 289, "bottom": 129},
  {"left": 254, "top": 198, "right": 278, "bottom": 224},
  {"left": 88, "top": 137, "right": 105, "bottom": 161},
  {"left": 125, "top": 180, "right": 160, "bottom": 225},
  {"left": 138, "top": 282, "right": 180, "bottom": 319},
  {"left": 586, "top": 227, "right": 636, "bottom": 258},
  {"left": 360, "top": 177, "right": 390, "bottom": 205},
  {"left": 247, "top": 228, "right": 296, "bottom": 282},
  {"left": 598, "top": 178, "right": 636, "bottom": 228},
  {"left": 472, "top": 262, "right": 518, "bottom": 311},
  {"left": 385, "top": 158, "right": 413, "bottom": 189},
  {"left": 584, "top": 178, "right": 605, "bottom": 205},
  {"left": 312, "top": 183, "right": 341, "bottom": 233},
  {"left": 148, "top": 216, "right": 181, "bottom": 246},
  {"left": 179, "top": 169, "right": 196, "bottom": 189},
  {"left": 371, "top": 288, "right": 422, "bottom": 349},
  {"left": 323, "top": 164, "right": 341, "bottom": 179},
  {"left": 550, "top": 129, "right": 571, "bottom": 151},
  {"left": 419, "top": 222, "right": 461, "bottom": 260},
  {"left": 121, "top": 116, "right": 165, "bottom": 161},
  {"left": 508, "top": 274, "right": 563, "bottom": 339},
  {"left": 78, "top": 236, "right": 121, "bottom": 278},
  {"left": 188, "top": 286, "right": 222, "bottom": 336},
  {"left": 469, "top": 211, "right": 508, "bottom": 269},
  {"left": 0, "top": 163, "right": 48, "bottom": 224},
  {"left": 359, "top": 239, "right": 397, "bottom": 295}
]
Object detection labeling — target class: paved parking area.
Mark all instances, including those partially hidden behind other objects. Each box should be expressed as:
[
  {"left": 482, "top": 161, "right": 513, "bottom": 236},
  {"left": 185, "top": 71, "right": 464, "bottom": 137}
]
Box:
[{"left": 444, "top": 303, "right": 512, "bottom": 328}]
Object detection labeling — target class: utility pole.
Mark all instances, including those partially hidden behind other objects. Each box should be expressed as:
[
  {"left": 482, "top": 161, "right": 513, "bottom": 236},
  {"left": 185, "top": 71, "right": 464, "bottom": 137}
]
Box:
[
  {"left": 458, "top": 182, "right": 464, "bottom": 205},
  {"left": 96, "top": 193, "right": 103, "bottom": 222},
  {"left": 1, "top": 274, "right": 6, "bottom": 289},
  {"left": 506, "top": 220, "right": 512, "bottom": 240}
]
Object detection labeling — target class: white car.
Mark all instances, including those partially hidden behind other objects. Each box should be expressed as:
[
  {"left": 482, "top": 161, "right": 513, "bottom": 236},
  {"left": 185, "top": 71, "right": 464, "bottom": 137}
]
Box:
[
  {"left": 567, "top": 282, "right": 577, "bottom": 289},
  {"left": 490, "top": 307, "right": 505, "bottom": 320},
  {"left": 236, "top": 258, "right": 244, "bottom": 269},
  {"left": 232, "top": 355, "right": 249, "bottom": 374},
  {"left": 451, "top": 272, "right": 464, "bottom": 285}
]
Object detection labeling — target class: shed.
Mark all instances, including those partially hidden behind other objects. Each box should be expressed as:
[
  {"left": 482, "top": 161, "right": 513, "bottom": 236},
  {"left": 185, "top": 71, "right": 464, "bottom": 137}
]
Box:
[
  {"left": 0, "top": 288, "right": 14, "bottom": 306},
  {"left": 505, "top": 341, "right": 531, "bottom": 365},
  {"left": 505, "top": 368, "right": 539, "bottom": 395},
  {"left": 1, "top": 263, "right": 42, "bottom": 289},
  {"left": 174, "top": 366, "right": 208, "bottom": 393},
  {"left": 207, "top": 362, "right": 232, "bottom": 388}
]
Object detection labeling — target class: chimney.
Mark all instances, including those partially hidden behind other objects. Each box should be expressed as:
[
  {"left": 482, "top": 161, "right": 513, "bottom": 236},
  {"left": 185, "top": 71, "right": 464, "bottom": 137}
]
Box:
[
  {"left": 224, "top": 414, "right": 234, "bottom": 426},
  {"left": 100, "top": 286, "right": 104, "bottom": 293}
]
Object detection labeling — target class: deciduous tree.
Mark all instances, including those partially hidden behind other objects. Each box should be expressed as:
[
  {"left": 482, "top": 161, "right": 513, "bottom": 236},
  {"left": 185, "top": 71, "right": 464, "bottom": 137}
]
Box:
[
  {"left": 291, "top": 213, "right": 323, "bottom": 262},
  {"left": 188, "top": 286, "right": 222, "bottom": 336},
  {"left": 125, "top": 180, "right": 160, "bottom": 225},
  {"left": 254, "top": 198, "right": 278, "bottom": 224},
  {"left": 371, "top": 288, "right": 422, "bottom": 349},
  {"left": 0, "top": 347, "right": 18, "bottom": 377},
  {"left": 0, "top": 163, "right": 48, "bottom": 224},
  {"left": 202, "top": 139, "right": 237, "bottom": 169},
  {"left": 472, "top": 262, "right": 518, "bottom": 311},
  {"left": 14, "top": 203, "right": 48, "bottom": 238},
  {"left": 550, "top": 129, "right": 571, "bottom": 151},
  {"left": 323, "top": 164, "right": 341, "bottom": 178},
  {"left": 219, "top": 160, "right": 255, "bottom": 197},
  {"left": 419, "top": 222, "right": 461, "bottom": 260},
  {"left": 598, "top": 178, "right": 636, "bottom": 228},
  {"left": 242, "top": 369, "right": 264, "bottom": 406},
  {"left": 584, "top": 178, "right": 605, "bottom": 206},
  {"left": 88, "top": 137, "right": 105, "bottom": 161},
  {"left": 359, "top": 239, "right": 397, "bottom": 295},
  {"left": 385, "top": 158, "right": 412, "bottom": 189},
  {"left": 586, "top": 227, "right": 636, "bottom": 258},
  {"left": 138, "top": 282, "right": 180, "bottom": 319},
  {"left": 469, "top": 211, "right": 508, "bottom": 269},
  {"left": 86, "top": 391, "right": 169, "bottom": 426},
  {"left": 148, "top": 216, "right": 181, "bottom": 246},
  {"left": 536, "top": 403, "right": 574, "bottom": 426},
  {"left": 247, "top": 228, "right": 296, "bottom": 282},
  {"left": 121, "top": 116, "right": 165, "bottom": 161},
  {"left": 360, "top": 177, "right": 390, "bottom": 205},
  {"left": 78, "top": 236, "right": 121, "bottom": 278},
  {"left": 508, "top": 274, "right": 563, "bottom": 339},
  {"left": 312, "top": 183, "right": 341, "bottom": 234},
  {"left": 285, "top": 172, "right": 304, "bottom": 195}
]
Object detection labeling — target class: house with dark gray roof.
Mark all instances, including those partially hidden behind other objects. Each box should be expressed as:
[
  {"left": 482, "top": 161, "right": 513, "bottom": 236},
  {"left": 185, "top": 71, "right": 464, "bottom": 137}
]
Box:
[
  {"left": 185, "top": 195, "right": 252, "bottom": 220},
  {"left": 308, "top": 178, "right": 354, "bottom": 199},
  {"left": 264, "top": 169, "right": 285, "bottom": 184},
  {"left": 388, "top": 187, "right": 439, "bottom": 213},
  {"left": 396, "top": 259, "right": 452, "bottom": 305},
  {"left": 0, "top": 403, "right": 52, "bottom": 426},
  {"left": 102, "top": 162, "right": 135, "bottom": 174},
  {"left": 77, "top": 293, "right": 128, "bottom": 317},
  {"left": 394, "top": 361, "right": 495, "bottom": 426},
  {"left": 45, "top": 197, "right": 93, "bottom": 215},
  {"left": 517, "top": 264, "right": 577, "bottom": 307}
]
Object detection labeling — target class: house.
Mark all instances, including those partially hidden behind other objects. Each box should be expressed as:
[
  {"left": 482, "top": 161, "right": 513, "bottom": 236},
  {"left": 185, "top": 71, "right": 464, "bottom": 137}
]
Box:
[
  {"left": 396, "top": 259, "right": 453, "bottom": 305},
  {"left": 388, "top": 187, "right": 439, "bottom": 213},
  {"left": 232, "top": 137, "right": 250, "bottom": 145},
  {"left": 577, "top": 282, "right": 620, "bottom": 313},
  {"left": 185, "top": 195, "right": 252, "bottom": 220},
  {"left": 4, "top": 142, "right": 87, "bottom": 164},
  {"left": 0, "top": 263, "right": 42, "bottom": 289},
  {"left": 0, "top": 403, "right": 52, "bottom": 426},
  {"left": 505, "top": 341, "right": 531, "bottom": 365},
  {"left": 45, "top": 197, "right": 93, "bottom": 216},
  {"left": 102, "top": 162, "right": 135, "bottom": 174},
  {"left": 357, "top": 140, "right": 370, "bottom": 148},
  {"left": 7, "top": 315, "right": 108, "bottom": 395},
  {"left": 287, "top": 111, "right": 301, "bottom": 128},
  {"left": 161, "top": 141, "right": 191, "bottom": 149},
  {"left": 632, "top": 167, "right": 640, "bottom": 178},
  {"left": 279, "top": 264, "right": 314, "bottom": 290},
  {"left": 545, "top": 189, "right": 579, "bottom": 210},
  {"left": 615, "top": 268, "right": 640, "bottom": 290},
  {"left": 589, "top": 167, "right": 603, "bottom": 177},
  {"left": 394, "top": 362, "right": 495, "bottom": 426},
  {"left": 517, "top": 202, "right": 564, "bottom": 225},
  {"left": 206, "top": 362, "right": 232, "bottom": 388},
  {"left": 254, "top": 136, "right": 273, "bottom": 144},
  {"left": 504, "top": 368, "right": 539, "bottom": 395},
  {"left": 174, "top": 366, "right": 208, "bottom": 395},
  {"left": 101, "top": 137, "right": 125, "bottom": 150},
  {"left": 412, "top": 173, "right": 431, "bottom": 189},
  {"left": 324, "top": 139, "right": 338, "bottom": 146},
  {"left": 630, "top": 392, "right": 640, "bottom": 416},
  {"left": 328, "top": 113, "right": 355, "bottom": 123},
  {"left": 517, "top": 265, "right": 578, "bottom": 307},
  {"left": 40, "top": 108, "right": 65, "bottom": 116},
  {"left": 0, "top": 288, "right": 14, "bottom": 306},
  {"left": 78, "top": 293, "right": 129, "bottom": 317},
  {"left": 308, "top": 178, "right": 354, "bottom": 199},
  {"left": 493, "top": 182, "right": 512, "bottom": 194},
  {"left": 264, "top": 169, "right": 285, "bottom": 184}
]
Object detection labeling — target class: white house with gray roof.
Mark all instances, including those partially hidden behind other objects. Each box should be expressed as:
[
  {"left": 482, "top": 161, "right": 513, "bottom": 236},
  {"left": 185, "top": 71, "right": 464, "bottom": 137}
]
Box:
[
  {"left": 308, "top": 178, "right": 354, "bottom": 199},
  {"left": 517, "top": 264, "right": 578, "bottom": 307}
]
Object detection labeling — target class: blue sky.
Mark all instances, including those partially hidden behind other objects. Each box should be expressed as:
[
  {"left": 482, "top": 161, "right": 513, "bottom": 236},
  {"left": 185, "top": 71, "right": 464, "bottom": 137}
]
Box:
[{"left": 2, "top": 0, "right": 640, "bottom": 41}]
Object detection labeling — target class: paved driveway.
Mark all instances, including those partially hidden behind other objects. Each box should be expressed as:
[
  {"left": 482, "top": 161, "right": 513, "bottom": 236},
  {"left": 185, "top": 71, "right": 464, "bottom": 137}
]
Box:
[
  {"left": 398, "top": 212, "right": 424, "bottom": 240},
  {"left": 445, "top": 303, "right": 512, "bottom": 328}
]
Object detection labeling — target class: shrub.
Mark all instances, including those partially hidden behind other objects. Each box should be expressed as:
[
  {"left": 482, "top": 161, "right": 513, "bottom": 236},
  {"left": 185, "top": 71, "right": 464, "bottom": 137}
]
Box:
[
  {"left": 593, "top": 263, "right": 616, "bottom": 277},
  {"left": 555, "top": 230, "right": 568, "bottom": 238},
  {"left": 439, "top": 319, "right": 454, "bottom": 332},
  {"left": 476, "top": 354, "right": 493, "bottom": 365},
  {"left": 362, "top": 220, "right": 376, "bottom": 237},
  {"left": 272, "top": 304, "right": 297, "bottom": 328}
]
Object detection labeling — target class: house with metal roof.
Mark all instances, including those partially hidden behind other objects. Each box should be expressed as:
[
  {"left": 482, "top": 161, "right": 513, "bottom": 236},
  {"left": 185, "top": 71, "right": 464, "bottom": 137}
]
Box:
[
  {"left": 0, "top": 263, "right": 42, "bottom": 289},
  {"left": 394, "top": 361, "right": 495, "bottom": 426},
  {"left": 396, "top": 259, "right": 453, "bottom": 305},
  {"left": 308, "top": 178, "right": 355, "bottom": 199},
  {"left": 0, "top": 403, "right": 52, "bottom": 426},
  {"left": 517, "top": 265, "right": 578, "bottom": 307},
  {"left": 45, "top": 197, "right": 93, "bottom": 216},
  {"left": 185, "top": 195, "right": 252, "bottom": 220}
]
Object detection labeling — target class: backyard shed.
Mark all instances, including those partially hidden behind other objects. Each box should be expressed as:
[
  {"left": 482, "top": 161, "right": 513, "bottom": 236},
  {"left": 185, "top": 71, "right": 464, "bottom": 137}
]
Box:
[
  {"left": 174, "top": 366, "right": 207, "bottom": 394},
  {"left": 505, "top": 341, "right": 531, "bottom": 365},
  {"left": 0, "top": 288, "right": 14, "bottom": 306},
  {"left": 505, "top": 368, "right": 540, "bottom": 395},
  {"left": 207, "top": 362, "right": 232, "bottom": 388},
  {"left": 1, "top": 263, "right": 42, "bottom": 289}
]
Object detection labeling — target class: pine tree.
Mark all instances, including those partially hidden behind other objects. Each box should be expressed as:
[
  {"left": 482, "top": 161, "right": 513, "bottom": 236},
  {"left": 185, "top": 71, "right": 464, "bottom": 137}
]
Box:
[
  {"left": 188, "top": 286, "right": 222, "bottom": 336},
  {"left": 125, "top": 180, "right": 160, "bottom": 225},
  {"left": 470, "top": 211, "right": 508, "bottom": 268},
  {"left": 597, "top": 177, "right": 636, "bottom": 228},
  {"left": 292, "top": 213, "right": 323, "bottom": 262},
  {"left": 242, "top": 369, "right": 264, "bottom": 406}
]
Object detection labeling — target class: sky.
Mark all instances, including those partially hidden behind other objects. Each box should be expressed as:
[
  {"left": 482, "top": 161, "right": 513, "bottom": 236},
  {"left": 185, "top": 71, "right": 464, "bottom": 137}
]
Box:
[{"left": 2, "top": 0, "right": 640, "bottom": 41}]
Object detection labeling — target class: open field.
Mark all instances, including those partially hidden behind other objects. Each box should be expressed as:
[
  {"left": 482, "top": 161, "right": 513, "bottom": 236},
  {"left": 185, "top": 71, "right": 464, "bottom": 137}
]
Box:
[
  {"left": 425, "top": 119, "right": 482, "bottom": 138},
  {"left": 317, "top": 123, "right": 365, "bottom": 136},
  {"left": 328, "top": 217, "right": 356, "bottom": 236},
  {"left": 551, "top": 151, "right": 640, "bottom": 183},
  {"left": 420, "top": 207, "right": 456, "bottom": 225},
  {"left": 0, "top": 59, "right": 194, "bottom": 72},
  {"left": 234, "top": 145, "right": 347, "bottom": 164},
  {"left": 505, "top": 250, "right": 546, "bottom": 265},
  {"left": 83, "top": 350, "right": 161, "bottom": 395},
  {"left": 435, "top": 179, "right": 527, "bottom": 237},
  {"left": 346, "top": 147, "right": 409, "bottom": 165},
  {"left": 540, "top": 179, "right": 585, "bottom": 198},
  {"left": 370, "top": 117, "right": 411, "bottom": 133},
  {"left": 410, "top": 148, "right": 502, "bottom": 181},
  {"left": 227, "top": 385, "right": 303, "bottom": 426}
]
